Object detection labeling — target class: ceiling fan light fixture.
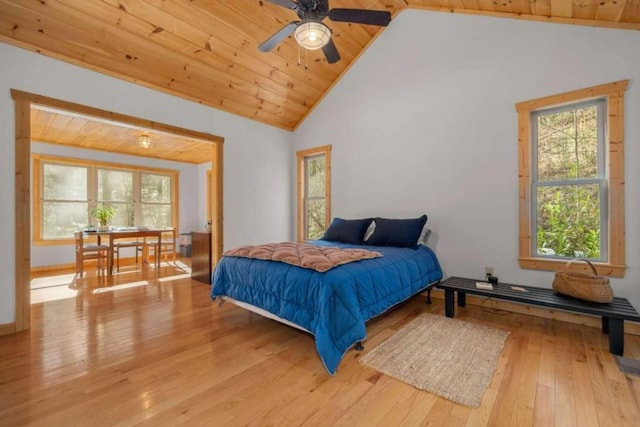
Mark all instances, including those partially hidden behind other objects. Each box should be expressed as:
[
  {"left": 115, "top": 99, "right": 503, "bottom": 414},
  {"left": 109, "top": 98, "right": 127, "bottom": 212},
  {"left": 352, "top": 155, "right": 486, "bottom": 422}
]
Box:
[
  {"left": 294, "top": 21, "right": 331, "bottom": 50},
  {"left": 137, "top": 133, "right": 152, "bottom": 149}
]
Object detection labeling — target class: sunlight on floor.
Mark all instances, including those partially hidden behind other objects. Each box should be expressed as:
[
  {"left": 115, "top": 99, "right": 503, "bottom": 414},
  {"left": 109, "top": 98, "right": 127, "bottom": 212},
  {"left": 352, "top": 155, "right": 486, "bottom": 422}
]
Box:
[
  {"left": 31, "top": 273, "right": 79, "bottom": 303},
  {"left": 31, "top": 285, "right": 79, "bottom": 304},
  {"left": 158, "top": 273, "right": 192, "bottom": 282},
  {"left": 31, "top": 273, "right": 77, "bottom": 290},
  {"left": 93, "top": 281, "right": 150, "bottom": 294},
  {"left": 31, "top": 259, "right": 194, "bottom": 304},
  {"left": 172, "top": 260, "right": 191, "bottom": 272},
  {"left": 157, "top": 260, "right": 191, "bottom": 282}
]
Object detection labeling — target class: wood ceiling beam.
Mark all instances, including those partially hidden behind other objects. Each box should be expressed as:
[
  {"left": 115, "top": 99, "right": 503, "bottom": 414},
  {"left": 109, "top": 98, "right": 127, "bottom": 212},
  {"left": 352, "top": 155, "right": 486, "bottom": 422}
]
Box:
[{"left": 14, "top": 89, "right": 224, "bottom": 144}]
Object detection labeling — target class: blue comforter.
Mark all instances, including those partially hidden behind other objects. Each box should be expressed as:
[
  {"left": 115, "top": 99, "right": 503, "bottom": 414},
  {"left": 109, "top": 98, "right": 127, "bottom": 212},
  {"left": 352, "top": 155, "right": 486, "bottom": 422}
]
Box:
[{"left": 211, "top": 240, "right": 442, "bottom": 375}]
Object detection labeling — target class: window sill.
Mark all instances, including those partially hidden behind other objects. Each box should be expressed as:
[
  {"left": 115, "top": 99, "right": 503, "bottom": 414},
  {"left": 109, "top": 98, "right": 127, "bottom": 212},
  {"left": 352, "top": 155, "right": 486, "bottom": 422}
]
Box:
[
  {"left": 33, "top": 239, "right": 74, "bottom": 246},
  {"left": 519, "top": 257, "right": 626, "bottom": 278}
]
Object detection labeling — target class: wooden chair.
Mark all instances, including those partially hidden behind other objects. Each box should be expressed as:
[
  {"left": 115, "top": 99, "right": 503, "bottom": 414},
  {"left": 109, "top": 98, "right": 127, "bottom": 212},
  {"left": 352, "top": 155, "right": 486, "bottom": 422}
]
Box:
[
  {"left": 146, "top": 228, "right": 177, "bottom": 266},
  {"left": 74, "top": 231, "right": 109, "bottom": 277},
  {"left": 112, "top": 239, "right": 144, "bottom": 272}
]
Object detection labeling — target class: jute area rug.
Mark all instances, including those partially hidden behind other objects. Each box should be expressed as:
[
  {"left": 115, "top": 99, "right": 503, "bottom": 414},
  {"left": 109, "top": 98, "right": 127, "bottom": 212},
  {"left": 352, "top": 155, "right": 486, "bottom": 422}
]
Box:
[{"left": 360, "top": 313, "right": 509, "bottom": 407}]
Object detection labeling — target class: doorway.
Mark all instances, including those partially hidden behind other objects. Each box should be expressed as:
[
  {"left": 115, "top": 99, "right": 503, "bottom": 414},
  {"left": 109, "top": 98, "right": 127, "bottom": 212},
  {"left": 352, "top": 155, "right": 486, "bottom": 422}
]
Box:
[{"left": 12, "top": 89, "right": 224, "bottom": 332}]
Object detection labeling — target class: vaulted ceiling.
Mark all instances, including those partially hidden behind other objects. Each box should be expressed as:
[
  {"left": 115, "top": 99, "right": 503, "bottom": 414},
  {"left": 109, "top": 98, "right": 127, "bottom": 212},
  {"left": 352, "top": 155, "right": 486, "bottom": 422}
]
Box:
[{"left": 1, "top": 1, "right": 639, "bottom": 132}]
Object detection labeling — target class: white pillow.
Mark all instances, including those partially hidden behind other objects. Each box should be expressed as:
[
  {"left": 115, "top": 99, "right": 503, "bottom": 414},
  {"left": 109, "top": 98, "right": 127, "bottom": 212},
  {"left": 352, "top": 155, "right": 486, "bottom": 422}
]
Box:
[
  {"left": 363, "top": 221, "right": 376, "bottom": 241},
  {"left": 419, "top": 227, "right": 431, "bottom": 245}
]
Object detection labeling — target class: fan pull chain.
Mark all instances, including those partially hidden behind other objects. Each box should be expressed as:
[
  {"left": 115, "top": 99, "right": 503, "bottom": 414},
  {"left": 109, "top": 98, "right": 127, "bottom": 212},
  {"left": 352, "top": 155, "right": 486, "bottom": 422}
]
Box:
[{"left": 297, "top": 44, "right": 309, "bottom": 71}]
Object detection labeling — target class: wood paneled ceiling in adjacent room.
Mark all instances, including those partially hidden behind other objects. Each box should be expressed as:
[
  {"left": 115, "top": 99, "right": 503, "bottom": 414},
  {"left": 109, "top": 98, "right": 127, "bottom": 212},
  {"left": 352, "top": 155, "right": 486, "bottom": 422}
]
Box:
[
  {"left": 30, "top": 105, "right": 215, "bottom": 164},
  {"left": 1, "top": 1, "right": 639, "bottom": 132}
]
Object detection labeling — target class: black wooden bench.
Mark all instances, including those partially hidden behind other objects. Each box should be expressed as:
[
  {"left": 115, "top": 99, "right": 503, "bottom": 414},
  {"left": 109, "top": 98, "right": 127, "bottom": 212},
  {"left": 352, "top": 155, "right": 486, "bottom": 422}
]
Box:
[{"left": 436, "top": 276, "right": 640, "bottom": 356}]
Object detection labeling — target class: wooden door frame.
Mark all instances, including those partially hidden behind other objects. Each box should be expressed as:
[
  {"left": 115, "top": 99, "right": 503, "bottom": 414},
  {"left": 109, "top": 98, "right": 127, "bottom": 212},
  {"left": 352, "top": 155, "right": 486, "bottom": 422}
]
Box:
[{"left": 10, "top": 89, "right": 224, "bottom": 333}]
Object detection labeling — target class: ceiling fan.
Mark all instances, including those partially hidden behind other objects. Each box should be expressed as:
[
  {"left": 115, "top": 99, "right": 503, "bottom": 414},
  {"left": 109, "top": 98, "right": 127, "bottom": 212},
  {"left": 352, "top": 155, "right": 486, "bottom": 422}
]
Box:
[{"left": 258, "top": 0, "right": 392, "bottom": 64}]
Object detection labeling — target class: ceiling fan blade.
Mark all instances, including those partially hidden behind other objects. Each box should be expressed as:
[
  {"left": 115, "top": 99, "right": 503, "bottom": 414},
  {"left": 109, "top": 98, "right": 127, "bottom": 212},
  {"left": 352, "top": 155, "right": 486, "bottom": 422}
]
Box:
[
  {"left": 258, "top": 22, "right": 299, "bottom": 52},
  {"left": 328, "top": 9, "right": 392, "bottom": 26},
  {"left": 322, "top": 38, "right": 340, "bottom": 64},
  {"left": 264, "top": 0, "right": 298, "bottom": 10}
]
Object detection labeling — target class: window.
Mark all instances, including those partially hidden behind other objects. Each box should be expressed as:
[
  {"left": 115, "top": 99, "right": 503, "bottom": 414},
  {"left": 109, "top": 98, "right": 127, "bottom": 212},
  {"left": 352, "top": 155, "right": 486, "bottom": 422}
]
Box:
[
  {"left": 533, "top": 100, "right": 606, "bottom": 260},
  {"left": 41, "top": 163, "right": 89, "bottom": 239},
  {"left": 140, "top": 172, "right": 173, "bottom": 227},
  {"left": 516, "top": 81, "right": 627, "bottom": 277},
  {"left": 98, "top": 168, "right": 134, "bottom": 227},
  {"left": 296, "top": 145, "right": 331, "bottom": 241},
  {"left": 33, "top": 155, "right": 178, "bottom": 245}
]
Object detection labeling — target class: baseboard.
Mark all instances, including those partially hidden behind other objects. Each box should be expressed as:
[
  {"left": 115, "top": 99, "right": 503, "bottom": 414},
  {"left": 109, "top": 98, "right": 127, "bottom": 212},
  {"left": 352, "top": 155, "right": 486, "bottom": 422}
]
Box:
[
  {"left": 30, "top": 263, "right": 75, "bottom": 273},
  {"left": 428, "top": 288, "right": 640, "bottom": 337},
  {"left": 31, "top": 257, "right": 140, "bottom": 275},
  {"left": 0, "top": 322, "right": 16, "bottom": 336}
]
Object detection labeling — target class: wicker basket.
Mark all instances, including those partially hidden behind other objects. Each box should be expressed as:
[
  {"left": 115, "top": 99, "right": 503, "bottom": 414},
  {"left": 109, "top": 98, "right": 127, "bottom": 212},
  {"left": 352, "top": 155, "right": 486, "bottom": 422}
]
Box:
[{"left": 552, "top": 258, "right": 613, "bottom": 303}]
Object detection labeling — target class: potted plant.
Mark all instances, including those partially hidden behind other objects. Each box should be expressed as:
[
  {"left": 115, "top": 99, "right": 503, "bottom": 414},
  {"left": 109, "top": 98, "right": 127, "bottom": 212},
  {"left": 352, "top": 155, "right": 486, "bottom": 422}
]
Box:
[{"left": 92, "top": 205, "right": 116, "bottom": 231}]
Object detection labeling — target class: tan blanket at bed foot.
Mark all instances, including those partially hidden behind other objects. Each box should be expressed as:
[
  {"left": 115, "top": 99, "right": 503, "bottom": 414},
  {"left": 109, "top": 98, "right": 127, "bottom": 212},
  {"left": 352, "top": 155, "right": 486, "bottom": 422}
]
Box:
[{"left": 223, "top": 242, "right": 382, "bottom": 272}]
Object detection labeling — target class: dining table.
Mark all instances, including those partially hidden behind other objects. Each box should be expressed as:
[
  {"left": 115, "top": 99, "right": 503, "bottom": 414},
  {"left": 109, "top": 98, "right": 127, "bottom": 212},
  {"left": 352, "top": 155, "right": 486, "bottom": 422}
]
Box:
[{"left": 93, "top": 228, "right": 166, "bottom": 275}]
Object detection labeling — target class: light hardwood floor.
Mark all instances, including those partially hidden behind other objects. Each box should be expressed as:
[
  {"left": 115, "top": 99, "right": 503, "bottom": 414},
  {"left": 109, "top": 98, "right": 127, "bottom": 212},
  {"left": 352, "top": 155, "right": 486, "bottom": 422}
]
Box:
[{"left": 2, "top": 269, "right": 640, "bottom": 426}]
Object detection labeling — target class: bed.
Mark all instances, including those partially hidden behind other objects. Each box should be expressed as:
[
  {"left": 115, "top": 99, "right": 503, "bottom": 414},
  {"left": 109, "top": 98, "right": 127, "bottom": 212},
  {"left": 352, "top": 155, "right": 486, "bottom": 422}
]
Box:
[{"left": 210, "top": 234, "right": 443, "bottom": 375}]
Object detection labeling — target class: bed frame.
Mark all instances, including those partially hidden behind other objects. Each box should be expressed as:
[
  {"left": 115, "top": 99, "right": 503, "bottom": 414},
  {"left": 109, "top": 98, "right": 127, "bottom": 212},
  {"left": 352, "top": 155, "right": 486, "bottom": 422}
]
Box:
[{"left": 218, "top": 283, "right": 436, "bottom": 351}]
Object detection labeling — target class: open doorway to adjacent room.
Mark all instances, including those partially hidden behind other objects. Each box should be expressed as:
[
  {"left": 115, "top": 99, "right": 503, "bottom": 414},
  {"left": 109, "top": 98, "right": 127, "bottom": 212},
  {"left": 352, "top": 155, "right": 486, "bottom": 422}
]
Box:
[{"left": 12, "top": 90, "right": 224, "bottom": 326}]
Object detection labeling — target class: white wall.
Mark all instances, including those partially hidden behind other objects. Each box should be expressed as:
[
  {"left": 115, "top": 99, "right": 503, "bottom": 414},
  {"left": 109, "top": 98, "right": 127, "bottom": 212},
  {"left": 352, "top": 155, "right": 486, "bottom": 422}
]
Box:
[
  {"left": 0, "top": 42, "right": 292, "bottom": 324},
  {"left": 293, "top": 11, "right": 640, "bottom": 307},
  {"left": 29, "top": 141, "right": 203, "bottom": 266}
]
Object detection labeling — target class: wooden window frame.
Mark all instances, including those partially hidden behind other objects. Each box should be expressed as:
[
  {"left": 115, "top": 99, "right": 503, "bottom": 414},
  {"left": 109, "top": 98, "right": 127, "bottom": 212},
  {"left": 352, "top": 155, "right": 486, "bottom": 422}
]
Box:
[
  {"left": 296, "top": 145, "right": 332, "bottom": 242},
  {"left": 33, "top": 154, "right": 179, "bottom": 245},
  {"left": 516, "top": 80, "right": 627, "bottom": 277}
]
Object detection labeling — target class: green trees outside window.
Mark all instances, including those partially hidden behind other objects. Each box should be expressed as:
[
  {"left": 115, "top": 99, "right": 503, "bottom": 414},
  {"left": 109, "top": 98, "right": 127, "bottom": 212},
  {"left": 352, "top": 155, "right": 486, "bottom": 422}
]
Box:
[
  {"left": 533, "top": 101, "right": 605, "bottom": 260},
  {"left": 42, "top": 163, "right": 88, "bottom": 238},
  {"left": 305, "top": 155, "right": 327, "bottom": 240},
  {"left": 36, "top": 156, "right": 176, "bottom": 241},
  {"left": 297, "top": 145, "right": 331, "bottom": 242}
]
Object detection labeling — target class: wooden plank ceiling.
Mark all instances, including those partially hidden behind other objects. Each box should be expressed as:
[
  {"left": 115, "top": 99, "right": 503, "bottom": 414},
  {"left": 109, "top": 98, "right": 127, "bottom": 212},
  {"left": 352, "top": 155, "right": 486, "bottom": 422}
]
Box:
[
  {"left": 1, "top": 0, "right": 639, "bottom": 133},
  {"left": 30, "top": 105, "right": 214, "bottom": 164}
]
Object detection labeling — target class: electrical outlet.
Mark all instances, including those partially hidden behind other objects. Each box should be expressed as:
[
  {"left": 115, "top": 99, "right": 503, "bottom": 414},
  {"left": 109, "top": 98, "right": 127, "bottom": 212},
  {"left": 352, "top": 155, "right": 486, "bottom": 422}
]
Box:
[{"left": 485, "top": 267, "right": 494, "bottom": 276}]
